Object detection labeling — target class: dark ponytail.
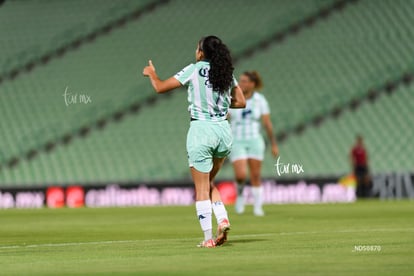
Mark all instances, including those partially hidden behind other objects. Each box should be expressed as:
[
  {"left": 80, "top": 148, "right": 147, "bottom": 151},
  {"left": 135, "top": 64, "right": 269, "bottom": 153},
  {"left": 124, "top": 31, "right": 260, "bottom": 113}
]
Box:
[{"left": 199, "top": 36, "right": 234, "bottom": 92}]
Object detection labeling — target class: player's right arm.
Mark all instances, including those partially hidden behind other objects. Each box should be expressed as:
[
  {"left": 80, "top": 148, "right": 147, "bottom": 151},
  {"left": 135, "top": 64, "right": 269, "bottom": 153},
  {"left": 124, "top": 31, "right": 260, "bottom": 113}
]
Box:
[{"left": 143, "top": 60, "right": 182, "bottom": 93}]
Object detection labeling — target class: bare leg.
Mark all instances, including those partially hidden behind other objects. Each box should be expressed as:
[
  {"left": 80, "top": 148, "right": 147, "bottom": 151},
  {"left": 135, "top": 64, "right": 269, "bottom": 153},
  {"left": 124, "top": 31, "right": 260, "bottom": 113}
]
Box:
[
  {"left": 248, "top": 159, "right": 262, "bottom": 187},
  {"left": 233, "top": 159, "right": 248, "bottom": 186},
  {"left": 209, "top": 157, "right": 229, "bottom": 222},
  {"left": 191, "top": 167, "right": 213, "bottom": 242},
  {"left": 191, "top": 167, "right": 210, "bottom": 201},
  {"left": 209, "top": 157, "right": 226, "bottom": 202},
  {"left": 208, "top": 157, "right": 230, "bottom": 246},
  {"left": 248, "top": 158, "right": 264, "bottom": 216},
  {"left": 233, "top": 159, "right": 248, "bottom": 214}
]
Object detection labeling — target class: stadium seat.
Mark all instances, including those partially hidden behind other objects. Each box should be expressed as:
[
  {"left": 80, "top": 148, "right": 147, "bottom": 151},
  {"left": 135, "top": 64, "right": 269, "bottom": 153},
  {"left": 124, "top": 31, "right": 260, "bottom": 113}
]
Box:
[{"left": 0, "top": 0, "right": 413, "bottom": 185}]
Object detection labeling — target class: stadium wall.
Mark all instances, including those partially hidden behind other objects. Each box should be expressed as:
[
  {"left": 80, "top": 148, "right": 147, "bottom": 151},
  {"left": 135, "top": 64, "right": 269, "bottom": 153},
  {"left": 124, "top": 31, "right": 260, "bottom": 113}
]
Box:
[{"left": 0, "top": 173, "right": 413, "bottom": 209}]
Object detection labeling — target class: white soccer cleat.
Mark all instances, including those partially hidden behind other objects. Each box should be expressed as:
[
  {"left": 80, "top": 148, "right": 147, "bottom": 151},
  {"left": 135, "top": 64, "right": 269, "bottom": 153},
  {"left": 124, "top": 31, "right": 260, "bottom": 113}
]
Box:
[
  {"left": 254, "top": 207, "right": 265, "bottom": 217},
  {"left": 235, "top": 196, "right": 245, "bottom": 214}
]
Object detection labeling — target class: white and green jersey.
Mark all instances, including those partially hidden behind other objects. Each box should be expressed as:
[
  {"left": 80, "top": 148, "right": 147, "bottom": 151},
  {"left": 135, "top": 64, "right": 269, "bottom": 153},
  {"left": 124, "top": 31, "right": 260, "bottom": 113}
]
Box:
[
  {"left": 229, "top": 92, "right": 270, "bottom": 140},
  {"left": 174, "top": 61, "right": 237, "bottom": 121}
]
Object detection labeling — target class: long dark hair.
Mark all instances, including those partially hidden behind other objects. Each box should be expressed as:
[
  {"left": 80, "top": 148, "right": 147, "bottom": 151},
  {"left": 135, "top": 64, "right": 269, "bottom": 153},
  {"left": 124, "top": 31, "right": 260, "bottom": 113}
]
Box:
[{"left": 199, "top": 36, "right": 234, "bottom": 92}]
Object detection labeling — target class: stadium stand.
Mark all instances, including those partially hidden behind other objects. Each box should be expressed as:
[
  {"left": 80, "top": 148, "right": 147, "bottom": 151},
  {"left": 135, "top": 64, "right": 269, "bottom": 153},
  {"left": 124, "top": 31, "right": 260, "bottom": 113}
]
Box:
[
  {"left": 235, "top": 0, "right": 414, "bottom": 131},
  {"left": 225, "top": 0, "right": 414, "bottom": 178},
  {"left": 0, "top": 0, "right": 339, "bottom": 184},
  {"left": 0, "top": 0, "right": 158, "bottom": 76},
  {"left": 0, "top": 0, "right": 169, "bottom": 163},
  {"left": 270, "top": 83, "right": 414, "bottom": 177},
  {"left": 0, "top": 0, "right": 413, "bottom": 185}
]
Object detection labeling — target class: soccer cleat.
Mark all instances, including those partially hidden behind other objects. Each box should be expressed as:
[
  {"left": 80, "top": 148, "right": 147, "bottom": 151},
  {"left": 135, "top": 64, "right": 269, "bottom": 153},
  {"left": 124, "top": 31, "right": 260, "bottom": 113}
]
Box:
[
  {"left": 254, "top": 207, "right": 265, "bottom": 217},
  {"left": 235, "top": 196, "right": 245, "bottom": 214},
  {"left": 197, "top": 239, "right": 216, "bottom": 248},
  {"left": 215, "top": 219, "right": 230, "bottom": 246}
]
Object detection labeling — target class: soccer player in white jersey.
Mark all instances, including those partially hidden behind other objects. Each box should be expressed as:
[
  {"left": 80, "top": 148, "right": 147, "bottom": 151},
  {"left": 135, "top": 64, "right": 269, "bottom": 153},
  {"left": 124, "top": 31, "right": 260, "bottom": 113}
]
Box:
[
  {"left": 228, "top": 71, "right": 278, "bottom": 216},
  {"left": 143, "top": 36, "right": 245, "bottom": 248}
]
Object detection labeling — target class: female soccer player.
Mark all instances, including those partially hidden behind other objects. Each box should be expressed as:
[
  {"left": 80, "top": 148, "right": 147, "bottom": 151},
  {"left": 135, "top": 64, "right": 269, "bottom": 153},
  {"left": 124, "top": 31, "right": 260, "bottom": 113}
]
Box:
[
  {"left": 228, "top": 71, "right": 278, "bottom": 216},
  {"left": 142, "top": 36, "right": 245, "bottom": 248}
]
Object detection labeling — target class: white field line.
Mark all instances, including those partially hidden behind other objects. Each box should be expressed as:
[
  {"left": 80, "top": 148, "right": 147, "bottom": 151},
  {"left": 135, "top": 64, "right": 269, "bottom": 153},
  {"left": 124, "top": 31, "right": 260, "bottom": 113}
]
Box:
[{"left": 0, "top": 228, "right": 413, "bottom": 250}]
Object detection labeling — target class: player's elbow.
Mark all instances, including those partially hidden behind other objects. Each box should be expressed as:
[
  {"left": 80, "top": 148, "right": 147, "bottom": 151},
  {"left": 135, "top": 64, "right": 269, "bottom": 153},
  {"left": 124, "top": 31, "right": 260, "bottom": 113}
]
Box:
[
  {"left": 154, "top": 87, "right": 164, "bottom": 93},
  {"left": 231, "top": 87, "right": 246, "bottom": 108},
  {"left": 239, "top": 98, "right": 246, "bottom": 108},
  {"left": 232, "top": 98, "right": 246, "bottom": 108},
  {"left": 238, "top": 102, "right": 246, "bottom": 109},
  {"left": 153, "top": 85, "right": 168, "bottom": 94},
  {"left": 231, "top": 102, "right": 245, "bottom": 109}
]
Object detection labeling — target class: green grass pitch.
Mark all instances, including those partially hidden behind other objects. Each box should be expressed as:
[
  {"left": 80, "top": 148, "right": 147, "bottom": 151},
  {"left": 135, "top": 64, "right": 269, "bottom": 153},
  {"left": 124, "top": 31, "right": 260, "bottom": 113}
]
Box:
[{"left": 0, "top": 200, "right": 413, "bottom": 275}]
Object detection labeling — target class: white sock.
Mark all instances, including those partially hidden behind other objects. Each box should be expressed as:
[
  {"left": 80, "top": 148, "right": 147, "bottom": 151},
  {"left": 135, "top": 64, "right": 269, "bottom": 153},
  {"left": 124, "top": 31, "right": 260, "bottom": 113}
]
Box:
[
  {"left": 212, "top": 201, "right": 229, "bottom": 224},
  {"left": 251, "top": 186, "right": 263, "bottom": 210},
  {"left": 196, "top": 200, "right": 213, "bottom": 241}
]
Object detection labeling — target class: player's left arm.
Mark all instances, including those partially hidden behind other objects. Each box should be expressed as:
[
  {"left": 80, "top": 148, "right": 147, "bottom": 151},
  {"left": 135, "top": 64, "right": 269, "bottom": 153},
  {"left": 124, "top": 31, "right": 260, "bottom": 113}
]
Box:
[
  {"left": 143, "top": 60, "right": 181, "bottom": 93},
  {"left": 262, "top": 114, "right": 279, "bottom": 157},
  {"left": 230, "top": 86, "right": 246, "bottom": 108}
]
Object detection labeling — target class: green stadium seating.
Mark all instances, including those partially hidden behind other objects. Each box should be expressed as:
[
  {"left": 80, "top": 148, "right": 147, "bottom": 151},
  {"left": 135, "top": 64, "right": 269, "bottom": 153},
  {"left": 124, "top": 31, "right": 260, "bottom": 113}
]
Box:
[
  {"left": 0, "top": 0, "right": 336, "bottom": 184},
  {"left": 235, "top": 0, "right": 414, "bottom": 131},
  {"left": 271, "top": 85, "right": 414, "bottom": 177},
  {"left": 0, "top": 0, "right": 413, "bottom": 185},
  {"left": 0, "top": 0, "right": 154, "bottom": 75}
]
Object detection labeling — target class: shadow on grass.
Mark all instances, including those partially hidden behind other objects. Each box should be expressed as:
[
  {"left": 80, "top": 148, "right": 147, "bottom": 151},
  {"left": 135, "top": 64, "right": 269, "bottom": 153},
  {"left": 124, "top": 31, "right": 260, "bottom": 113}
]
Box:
[{"left": 222, "top": 238, "right": 269, "bottom": 246}]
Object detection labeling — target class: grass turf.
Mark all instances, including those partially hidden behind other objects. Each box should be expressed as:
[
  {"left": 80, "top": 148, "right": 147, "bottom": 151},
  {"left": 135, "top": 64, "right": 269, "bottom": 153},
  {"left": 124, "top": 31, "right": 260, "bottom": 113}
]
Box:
[{"left": 0, "top": 200, "right": 413, "bottom": 275}]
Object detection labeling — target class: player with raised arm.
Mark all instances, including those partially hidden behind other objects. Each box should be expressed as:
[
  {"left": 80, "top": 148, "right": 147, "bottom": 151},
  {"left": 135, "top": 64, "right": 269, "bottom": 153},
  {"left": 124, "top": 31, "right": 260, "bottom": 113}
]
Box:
[
  {"left": 229, "top": 71, "right": 278, "bottom": 216},
  {"left": 143, "top": 36, "right": 245, "bottom": 247}
]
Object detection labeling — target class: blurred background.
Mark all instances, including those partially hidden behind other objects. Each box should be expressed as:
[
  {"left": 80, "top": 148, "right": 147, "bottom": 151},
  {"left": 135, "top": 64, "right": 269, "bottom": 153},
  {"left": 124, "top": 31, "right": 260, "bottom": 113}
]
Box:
[{"left": 0, "top": 0, "right": 413, "bottom": 190}]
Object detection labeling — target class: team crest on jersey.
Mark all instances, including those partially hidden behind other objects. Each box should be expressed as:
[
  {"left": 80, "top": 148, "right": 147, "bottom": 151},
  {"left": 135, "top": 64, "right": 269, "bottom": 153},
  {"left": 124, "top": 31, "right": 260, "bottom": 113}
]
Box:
[
  {"left": 242, "top": 109, "right": 252, "bottom": 118},
  {"left": 199, "top": 67, "right": 213, "bottom": 89},
  {"left": 199, "top": 67, "right": 209, "bottom": 77}
]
